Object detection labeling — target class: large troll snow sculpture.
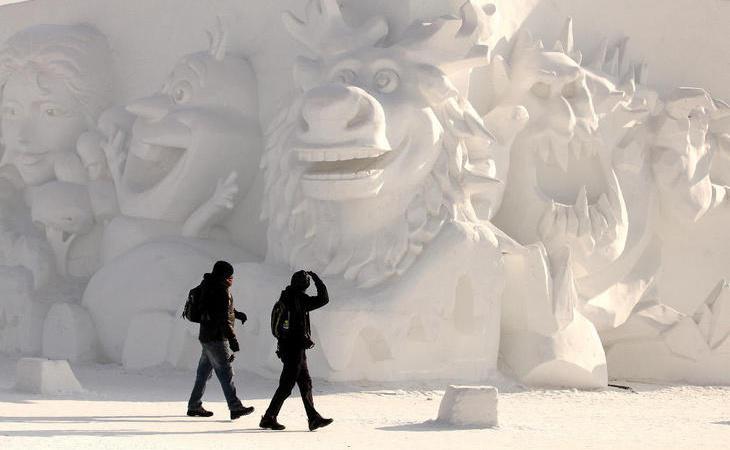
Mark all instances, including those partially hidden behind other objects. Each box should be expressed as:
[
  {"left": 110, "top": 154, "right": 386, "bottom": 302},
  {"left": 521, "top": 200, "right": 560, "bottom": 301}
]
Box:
[
  {"left": 83, "top": 26, "right": 263, "bottom": 366},
  {"left": 236, "top": 0, "right": 525, "bottom": 381},
  {"left": 479, "top": 21, "right": 655, "bottom": 387}
]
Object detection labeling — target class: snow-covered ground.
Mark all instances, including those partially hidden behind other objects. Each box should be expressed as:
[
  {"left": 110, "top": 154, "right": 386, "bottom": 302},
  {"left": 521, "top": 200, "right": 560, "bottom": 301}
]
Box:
[{"left": 0, "top": 355, "right": 728, "bottom": 450}]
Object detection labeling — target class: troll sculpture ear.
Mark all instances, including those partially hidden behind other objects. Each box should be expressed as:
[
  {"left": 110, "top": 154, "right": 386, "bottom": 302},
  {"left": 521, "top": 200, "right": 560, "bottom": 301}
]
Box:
[{"left": 294, "top": 56, "right": 322, "bottom": 91}]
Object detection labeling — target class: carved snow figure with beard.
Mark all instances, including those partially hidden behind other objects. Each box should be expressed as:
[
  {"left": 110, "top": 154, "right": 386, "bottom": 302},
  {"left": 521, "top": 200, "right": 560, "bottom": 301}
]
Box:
[{"left": 234, "top": 0, "right": 526, "bottom": 381}]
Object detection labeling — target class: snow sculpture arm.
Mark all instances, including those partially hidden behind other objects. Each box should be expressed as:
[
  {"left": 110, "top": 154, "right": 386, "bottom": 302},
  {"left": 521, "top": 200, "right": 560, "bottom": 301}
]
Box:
[{"left": 181, "top": 172, "right": 239, "bottom": 238}]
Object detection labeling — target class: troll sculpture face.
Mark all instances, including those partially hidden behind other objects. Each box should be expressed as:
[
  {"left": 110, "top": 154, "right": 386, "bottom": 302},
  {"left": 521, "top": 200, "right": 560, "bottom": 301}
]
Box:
[
  {"left": 111, "top": 28, "right": 260, "bottom": 223},
  {"left": 263, "top": 0, "right": 506, "bottom": 287},
  {"left": 490, "top": 23, "right": 635, "bottom": 278}
]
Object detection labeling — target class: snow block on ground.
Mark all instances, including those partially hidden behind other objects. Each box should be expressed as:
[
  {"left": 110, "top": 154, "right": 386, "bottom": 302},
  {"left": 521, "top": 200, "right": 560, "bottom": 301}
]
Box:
[
  {"left": 437, "top": 385, "right": 498, "bottom": 428},
  {"left": 122, "top": 311, "right": 173, "bottom": 370},
  {"left": 42, "top": 303, "right": 98, "bottom": 362},
  {"left": 15, "top": 357, "right": 83, "bottom": 394}
]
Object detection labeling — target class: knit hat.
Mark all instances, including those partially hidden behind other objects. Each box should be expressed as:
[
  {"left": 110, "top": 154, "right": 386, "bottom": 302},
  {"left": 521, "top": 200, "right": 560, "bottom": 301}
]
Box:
[{"left": 212, "top": 260, "right": 234, "bottom": 278}]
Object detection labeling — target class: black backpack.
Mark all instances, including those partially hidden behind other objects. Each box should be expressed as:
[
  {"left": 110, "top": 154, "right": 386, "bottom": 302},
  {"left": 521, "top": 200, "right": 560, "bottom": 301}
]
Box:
[
  {"left": 271, "top": 294, "right": 290, "bottom": 339},
  {"left": 182, "top": 285, "right": 204, "bottom": 323}
]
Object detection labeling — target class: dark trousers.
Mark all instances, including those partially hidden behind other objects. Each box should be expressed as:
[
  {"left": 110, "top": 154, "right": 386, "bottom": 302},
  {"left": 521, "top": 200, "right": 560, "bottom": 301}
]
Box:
[
  {"left": 188, "top": 340, "right": 243, "bottom": 411},
  {"left": 264, "top": 347, "right": 319, "bottom": 420}
]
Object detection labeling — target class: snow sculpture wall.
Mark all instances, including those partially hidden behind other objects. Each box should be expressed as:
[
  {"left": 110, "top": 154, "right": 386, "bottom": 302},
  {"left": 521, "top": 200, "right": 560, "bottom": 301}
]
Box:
[{"left": 0, "top": 0, "right": 728, "bottom": 388}]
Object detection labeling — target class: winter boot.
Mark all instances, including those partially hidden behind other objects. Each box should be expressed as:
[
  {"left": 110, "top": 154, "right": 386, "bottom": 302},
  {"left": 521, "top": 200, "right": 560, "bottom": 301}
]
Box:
[
  {"left": 259, "top": 415, "right": 286, "bottom": 430},
  {"left": 230, "top": 406, "right": 255, "bottom": 420},
  {"left": 187, "top": 407, "right": 214, "bottom": 417},
  {"left": 308, "top": 416, "right": 333, "bottom": 431}
]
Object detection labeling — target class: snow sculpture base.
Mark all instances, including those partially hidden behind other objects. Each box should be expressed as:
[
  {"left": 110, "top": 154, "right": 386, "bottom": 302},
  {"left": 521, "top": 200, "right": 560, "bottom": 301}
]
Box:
[
  {"left": 122, "top": 312, "right": 174, "bottom": 370},
  {"left": 437, "top": 385, "right": 498, "bottom": 428},
  {"left": 15, "top": 358, "right": 83, "bottom": 395},
  {"left": 42, "top": 303, "right": 98, "bottom": 363},
  {"left": 605, "top": 281, "right": 730, "bottom": 384}
]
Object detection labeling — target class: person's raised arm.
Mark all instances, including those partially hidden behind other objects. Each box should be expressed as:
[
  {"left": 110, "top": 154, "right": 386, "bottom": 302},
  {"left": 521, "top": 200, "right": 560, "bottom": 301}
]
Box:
[{"left": 305, "top": 271, "right": 329, "bottom": 311}]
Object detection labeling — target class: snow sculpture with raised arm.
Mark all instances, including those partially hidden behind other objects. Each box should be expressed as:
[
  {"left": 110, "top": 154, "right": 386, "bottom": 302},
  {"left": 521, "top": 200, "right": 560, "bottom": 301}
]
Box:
[
  {"left": 0, "top": 24, "right": 112, "bottom": 356},
  {"left": 83, "top": 24, "right": 264, "bottom": 366},
  {"left": 233, "top": 0, "right": 526, "bottom": 381}
]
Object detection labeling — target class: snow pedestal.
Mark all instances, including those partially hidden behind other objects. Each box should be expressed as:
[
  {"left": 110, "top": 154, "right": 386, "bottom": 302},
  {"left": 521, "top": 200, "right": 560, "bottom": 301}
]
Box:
[
  {"left": 42, "top": 303, "right": 98, "bottom": 362},
  {"left": 15, "top": 358, "right": 83, "bottom": 395},
  {"left": 437, "top": 385, "right": 498, "bottom": 428}
]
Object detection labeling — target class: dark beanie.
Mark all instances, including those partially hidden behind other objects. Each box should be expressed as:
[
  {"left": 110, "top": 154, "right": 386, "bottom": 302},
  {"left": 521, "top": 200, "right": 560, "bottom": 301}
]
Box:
[
  {"left": 290, "top": 270, "right": 310, "bottom": 291},
  {"left": 212, "top": 260, "right": 234, "bottom": 278}
]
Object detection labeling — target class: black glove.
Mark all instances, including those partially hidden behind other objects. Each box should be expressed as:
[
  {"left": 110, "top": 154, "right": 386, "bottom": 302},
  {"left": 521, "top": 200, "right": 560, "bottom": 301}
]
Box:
[
  {"left": 228, "top": 353, "right": 235, "bottom": 363},
  {"left": 234, "top": 310, "right": 247, "bottom": 324},
  {"left": 229, "top": 337, "right": 240, "bottom": 353}
]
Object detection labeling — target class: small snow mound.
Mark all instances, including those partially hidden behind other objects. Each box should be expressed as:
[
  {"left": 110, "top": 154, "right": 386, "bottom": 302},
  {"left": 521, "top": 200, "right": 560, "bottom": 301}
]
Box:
[
  {"left": 437, "top": 385, "right": 498, "bottom": 428},
  {"left": 15, "top": 357, "right": 83, "bottom": 395},
  {"left": 42, "top": 303, "right": 98, "bottom": 362}
]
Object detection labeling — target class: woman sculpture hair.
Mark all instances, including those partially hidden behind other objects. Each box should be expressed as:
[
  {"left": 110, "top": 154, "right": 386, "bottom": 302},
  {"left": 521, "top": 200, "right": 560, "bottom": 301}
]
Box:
[{"left": 0, "top": 24, "right": 113, "bottom": 177}]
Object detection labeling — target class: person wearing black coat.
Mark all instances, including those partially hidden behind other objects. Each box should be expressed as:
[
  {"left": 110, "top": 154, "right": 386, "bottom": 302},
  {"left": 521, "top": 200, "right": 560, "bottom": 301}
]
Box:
[
  {"left": 187, "top": 260, "right": 254, "bottom": 420},
  {"left": 259, "top": 270, "right": 333, "bottom": 431}
]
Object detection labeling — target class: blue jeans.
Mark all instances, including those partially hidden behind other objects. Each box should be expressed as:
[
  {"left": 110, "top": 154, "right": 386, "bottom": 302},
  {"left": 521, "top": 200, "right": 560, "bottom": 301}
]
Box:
[{"left": 188, "top": 340, "right": 244, "bottom": 411}]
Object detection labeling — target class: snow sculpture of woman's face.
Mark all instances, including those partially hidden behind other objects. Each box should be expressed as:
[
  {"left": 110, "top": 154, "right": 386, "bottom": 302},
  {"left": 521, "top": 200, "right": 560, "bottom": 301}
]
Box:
[
  {"left": 1, "top": 70, "right": 87, "bottom": 186},
  {"left": 0, "top": 24, "right": 113, "bottom": 187}
]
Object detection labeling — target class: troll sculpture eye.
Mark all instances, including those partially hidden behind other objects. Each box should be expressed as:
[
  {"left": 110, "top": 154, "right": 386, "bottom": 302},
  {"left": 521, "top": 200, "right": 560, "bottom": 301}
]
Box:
[
  {"left": 373, "top": 68, "right": 399, "bottom": 94},
  {"left": 333, "top": 69, "right": 357, "bottom": 85},
  {"left": 530, "top": 81, "right": 552, "bottom": 99},
  {"left": 171, "top": 80, "right": 194, "bottom": 104}
]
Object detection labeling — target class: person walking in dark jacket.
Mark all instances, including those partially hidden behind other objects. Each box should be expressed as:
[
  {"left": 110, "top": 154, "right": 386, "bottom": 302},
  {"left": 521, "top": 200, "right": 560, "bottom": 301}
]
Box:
[
  {"left": 187, "top": 260, "right": 254, "bottom": 420},
  {"left": 259, "top": 270, "right": 333, "bottom": 431}
]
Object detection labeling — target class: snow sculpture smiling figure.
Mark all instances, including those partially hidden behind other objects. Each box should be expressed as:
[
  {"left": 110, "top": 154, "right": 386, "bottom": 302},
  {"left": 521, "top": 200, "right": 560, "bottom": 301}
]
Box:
[
  {"left": 243, "top": 0, "right": 525, "bottom": 381},
  {"left": 83, "top": 25, "right": 263, "bottom": 366},
  {"left": 0, "top": 24, "right": 113, "bottom": 283},
  {"left": 0, "top": 24, "right": 112, "bottom": 356},
  {"left": 99, "top": 24, "right": 261, "bottom": 260}
]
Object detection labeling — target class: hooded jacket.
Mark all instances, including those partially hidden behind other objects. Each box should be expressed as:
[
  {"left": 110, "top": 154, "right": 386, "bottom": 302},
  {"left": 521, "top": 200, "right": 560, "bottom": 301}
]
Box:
[
  {"left": 278, "top": 272, "right": 329, "bottom": 350},
  {"left": 198, "top": 272, "right": 238, "bottom": 343}
]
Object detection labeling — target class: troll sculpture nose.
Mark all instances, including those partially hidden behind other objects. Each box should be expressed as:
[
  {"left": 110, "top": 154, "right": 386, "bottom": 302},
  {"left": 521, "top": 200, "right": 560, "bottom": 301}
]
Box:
[
  {"left": 299, "top": 85, "right": 389, "bottom": 149},
  {"left": 126, "top": 94, "right": 171, "bottom": 122}
]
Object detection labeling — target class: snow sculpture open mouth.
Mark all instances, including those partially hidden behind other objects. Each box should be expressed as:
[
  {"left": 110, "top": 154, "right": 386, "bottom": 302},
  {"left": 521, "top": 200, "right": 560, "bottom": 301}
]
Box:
[
  {"left": 124, "top": 119, "right": 191, "bottom": 193},
  {"left": 294, "top": 138, "right": 407, "bottom": 201},
  {"left": 532, "top": 132, "right": 627, "bottom": 264}
]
